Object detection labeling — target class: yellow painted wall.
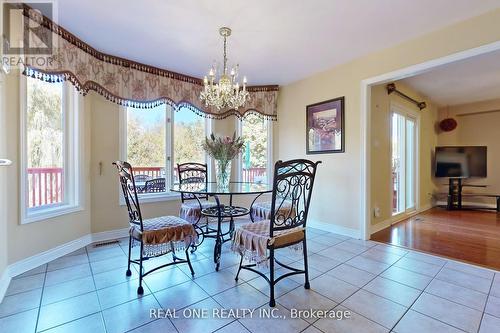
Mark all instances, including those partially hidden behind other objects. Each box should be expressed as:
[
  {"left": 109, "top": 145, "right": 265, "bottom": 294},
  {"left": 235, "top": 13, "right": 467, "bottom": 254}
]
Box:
[
  {"left": 277, "top": 9, "right": 500, "bottom": 233},
  {"left": 437, "top": 98, "right": 500, "bottom": 204},
  {"left": 370, "top": 82, "right": 439, "bottom": 228}
]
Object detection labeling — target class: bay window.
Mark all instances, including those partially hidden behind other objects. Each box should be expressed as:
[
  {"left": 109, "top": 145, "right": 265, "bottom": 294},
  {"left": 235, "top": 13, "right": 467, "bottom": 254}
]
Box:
[{"left": 21, "top": 76, "right": 82, "bottom": 223}]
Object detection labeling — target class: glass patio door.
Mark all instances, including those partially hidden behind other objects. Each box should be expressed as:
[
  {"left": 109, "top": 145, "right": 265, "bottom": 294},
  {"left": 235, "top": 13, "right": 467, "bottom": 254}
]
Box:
[{"left": 391, "top": 110, "right": 417, "bottom": 215}]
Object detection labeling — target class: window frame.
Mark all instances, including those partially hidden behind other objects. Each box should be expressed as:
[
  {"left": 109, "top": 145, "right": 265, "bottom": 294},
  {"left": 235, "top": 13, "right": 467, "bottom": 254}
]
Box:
[
  {"left": 119, "top": 104, "right": 212, "bottom": 204},
  {"left": 235, "top": 115, "right": 273, "bottom": 184},
  {"left": 20, "top": 76, "right": 83, "bottom": 224}
]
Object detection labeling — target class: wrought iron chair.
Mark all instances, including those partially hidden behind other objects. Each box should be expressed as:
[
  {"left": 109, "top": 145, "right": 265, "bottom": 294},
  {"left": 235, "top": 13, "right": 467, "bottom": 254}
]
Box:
[
  {"left": 232, "top": 159, "right": 321, "bottom": 306},
  {"left": 134, "top": 174, "right": 151, "bottom": 183},
  {"left": 113, "top": 161, "right": 196, "bottom": 294},
  {"left": 177, "top": 163, "right": 217, "bottom": 251},
  {"left": 142, "top": 177, "right": 166, "bottom": 193}
]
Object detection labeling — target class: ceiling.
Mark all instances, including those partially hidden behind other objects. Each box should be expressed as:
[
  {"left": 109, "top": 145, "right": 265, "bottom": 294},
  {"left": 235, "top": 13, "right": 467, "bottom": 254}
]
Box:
[
  {"left": 56, "top": 0, "right": 500, "bottom": 85},
  {"left": 400, "top": 49, "right": 500, "bottom": 106}
]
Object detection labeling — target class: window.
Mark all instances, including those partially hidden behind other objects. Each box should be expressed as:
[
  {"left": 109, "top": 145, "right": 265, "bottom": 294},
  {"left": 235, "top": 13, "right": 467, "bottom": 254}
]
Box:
[
  {"left": 21, "top": 76, "right": 81, "bottom": 223},
  {"left": 237, "top": 113, "right": 272, "bottom": 184},
  {"left": 173, "top": 108, "right": 211, "bottom": 182},
  {"left": 126, "top": 104, "right": 169, "bottom": 195},
  {"left": 391, "top": 105, "right": 418, "bottom": 215},
  {"left": 121, "top": 105, "right": 211, "bottom": 201}
]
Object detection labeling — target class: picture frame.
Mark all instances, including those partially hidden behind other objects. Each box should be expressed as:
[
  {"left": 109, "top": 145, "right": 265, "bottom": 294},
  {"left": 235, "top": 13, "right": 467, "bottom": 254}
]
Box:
[{"left": 306, "top": 96, "right": 345, "bottom": 154}]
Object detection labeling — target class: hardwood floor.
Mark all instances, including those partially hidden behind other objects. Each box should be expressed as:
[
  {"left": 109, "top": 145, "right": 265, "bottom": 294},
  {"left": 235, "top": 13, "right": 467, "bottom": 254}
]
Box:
[{"left": 371, "top": 207, "right": 500, "bottom": 270}]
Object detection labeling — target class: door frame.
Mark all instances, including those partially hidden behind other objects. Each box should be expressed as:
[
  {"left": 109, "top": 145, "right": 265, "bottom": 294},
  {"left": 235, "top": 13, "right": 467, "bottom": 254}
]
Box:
[{"left": 360, "top": 40, "right": 500, "bottom": 240}]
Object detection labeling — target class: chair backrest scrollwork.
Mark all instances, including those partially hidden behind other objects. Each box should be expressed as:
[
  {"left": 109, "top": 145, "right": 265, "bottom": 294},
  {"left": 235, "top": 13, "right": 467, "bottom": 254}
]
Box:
[
  {"left": 177, "top": 163, "right": 209, "bottom": 201},
  {"left": 113, "top": 161, "right": 143, "bottom": 232},
  {"left": 269, "top": 159, "right": 321, "bottom": 236}
]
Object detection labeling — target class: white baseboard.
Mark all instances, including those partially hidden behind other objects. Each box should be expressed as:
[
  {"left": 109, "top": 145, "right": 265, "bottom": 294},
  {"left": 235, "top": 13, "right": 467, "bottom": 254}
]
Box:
[
  {"left": 308, "top": 219, "right": 360, "bottom": 239},
  {"left": 91, "top": 228, "right": 129, "bottom": 243},
  {"left": 7, "top": 234, "right": 92, "bottom": 279},
  {"left": 0, "top": 227, "right": 129, "bottom": 302},
  {"left": 370, "top": 203, "right": 433, "bottom": 235},
  {"left": 0, "top": 269, "right": 10, "bottom": 303}
]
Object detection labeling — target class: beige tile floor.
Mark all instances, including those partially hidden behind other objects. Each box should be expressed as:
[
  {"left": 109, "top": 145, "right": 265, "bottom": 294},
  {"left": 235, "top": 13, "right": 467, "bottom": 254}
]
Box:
[{"left": 1, "top": 224, "right": 500, "bottom": 333}]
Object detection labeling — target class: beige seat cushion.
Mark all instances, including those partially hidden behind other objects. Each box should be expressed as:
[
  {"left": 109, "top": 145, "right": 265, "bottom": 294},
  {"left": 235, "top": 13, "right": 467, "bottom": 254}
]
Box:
[
  {"left": 231, "top": 220, "right": 304, "bottom": 263},
  {"left": 130, "top": 216, "right": 197, "bottom": 245},
  {"left": 251, "top": 201, "right": 295, "bottom": 221},
  {"left": 180, "top": 200, "right": 217, "bottom": 223}
]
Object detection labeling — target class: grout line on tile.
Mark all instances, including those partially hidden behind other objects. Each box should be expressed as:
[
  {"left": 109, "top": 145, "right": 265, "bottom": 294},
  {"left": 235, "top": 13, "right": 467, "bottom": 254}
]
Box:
[
  {"left": 86, "top": 245, "right": 109, "bottom": 333},
  {"left": 33, "top": 263, "right": 48, "bottom": 333}
]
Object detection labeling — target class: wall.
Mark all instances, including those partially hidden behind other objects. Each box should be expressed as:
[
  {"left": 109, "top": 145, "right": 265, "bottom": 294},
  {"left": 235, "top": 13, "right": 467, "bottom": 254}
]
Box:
[
  {"left": 3, "top": 71, "right": 92, "bottom": 264},
  {"left": 437, "top": 98, "right": 500, "bottom": 204},
  {"left": 0, "top": 72, "right": 9, "bottom": 282},
  {"left": 277, "top": 9, "right": 500, "bottom": 235},
  {"left": 370, "top": 82, "right": 439, "bottom": 229}
]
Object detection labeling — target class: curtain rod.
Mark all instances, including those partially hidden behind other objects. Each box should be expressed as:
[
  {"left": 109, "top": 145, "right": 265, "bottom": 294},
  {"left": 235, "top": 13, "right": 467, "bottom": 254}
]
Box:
[{"left": 386, "top": 83, "right": 427, "bottom": 110}]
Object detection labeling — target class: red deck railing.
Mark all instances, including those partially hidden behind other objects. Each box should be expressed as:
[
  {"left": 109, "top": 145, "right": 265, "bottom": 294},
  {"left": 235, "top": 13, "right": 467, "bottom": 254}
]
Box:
[
  {"left": 132, "top": 166, "right": 164, "bottom": 179},
  {"left": 28, "top": 167, "right": 64, "bottom": 208},
  {"left": 27, "top": 166, "right": 267, "bottom": 207},
  {"left": 242, "top": 167, "right": 266, "bottom": 183}
]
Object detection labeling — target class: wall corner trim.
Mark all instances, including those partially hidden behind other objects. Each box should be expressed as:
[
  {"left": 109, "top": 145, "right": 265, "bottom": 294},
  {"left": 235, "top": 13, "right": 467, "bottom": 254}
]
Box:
[{"left": 0, "top": 227, "right": 129, "bottom": 302}]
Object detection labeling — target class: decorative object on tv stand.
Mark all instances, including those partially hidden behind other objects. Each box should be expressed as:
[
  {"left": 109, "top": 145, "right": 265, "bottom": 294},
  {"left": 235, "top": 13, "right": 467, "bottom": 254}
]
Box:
[
  {"left": 202, "top": 132, "right": 245, "bottom": 189},
  {"left": 200, "top": 27, "right": 249, "bottom": 110},
  {"left": 306, "top": 96, "right": 345, "bottom": 154}
]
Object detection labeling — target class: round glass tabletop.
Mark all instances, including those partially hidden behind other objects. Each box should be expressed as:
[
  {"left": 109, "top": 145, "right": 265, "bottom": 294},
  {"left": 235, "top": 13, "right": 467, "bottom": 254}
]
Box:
[{"left": 170, "top": 182, "right": 272, "bottom": 195}]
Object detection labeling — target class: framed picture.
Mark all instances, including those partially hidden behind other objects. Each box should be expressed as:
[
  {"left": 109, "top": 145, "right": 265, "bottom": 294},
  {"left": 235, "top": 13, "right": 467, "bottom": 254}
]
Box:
[{"left": 306, "top": 97, "right": 345, "bottom": 154}]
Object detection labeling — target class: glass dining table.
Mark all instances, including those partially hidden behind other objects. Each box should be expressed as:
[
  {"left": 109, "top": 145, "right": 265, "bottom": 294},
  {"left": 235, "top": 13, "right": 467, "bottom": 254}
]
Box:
[{"left": 171, "top": 182, "right": 272, "bottom": 271}]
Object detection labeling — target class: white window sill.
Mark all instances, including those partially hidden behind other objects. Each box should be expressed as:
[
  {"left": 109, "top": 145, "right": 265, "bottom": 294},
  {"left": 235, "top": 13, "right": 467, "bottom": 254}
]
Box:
[
  {"left": 22, "top": 204, "right": 83, "bottom": 224},
  {"left": 119, "top": 192, "right": 181, "bottom": 206}
]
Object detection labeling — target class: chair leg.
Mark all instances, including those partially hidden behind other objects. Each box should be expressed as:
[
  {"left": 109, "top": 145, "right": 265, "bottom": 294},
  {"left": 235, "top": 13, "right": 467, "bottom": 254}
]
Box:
[
  {"left": 185, "top": 246, "right": 195, "bottom": 277},
  {"left": 269, "top": 247, "right": 276, "bottom": 307},
  {"left": 303, "top": 237, "right": 310, "bottom": 289},
  {"left": 235, "top": 255, "right": 244, "bottom": 281},
  {"left": 126, "top": 236, "right": 132, "bottom": 277},
  {"left": 137, "top": 242, "right": 144, "bottom": 295},
  {"left": 171, "top": 242, "right": 177, "bottom": 262}
]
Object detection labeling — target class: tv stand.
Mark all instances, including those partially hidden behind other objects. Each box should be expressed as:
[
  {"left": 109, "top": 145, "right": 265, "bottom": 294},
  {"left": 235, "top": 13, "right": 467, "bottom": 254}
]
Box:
[
  {"left": 446, "top": 178, "right": 499, "bottom": 212},
  {"left": 447, "top": 178, "right": 463, "bottom": 210}
]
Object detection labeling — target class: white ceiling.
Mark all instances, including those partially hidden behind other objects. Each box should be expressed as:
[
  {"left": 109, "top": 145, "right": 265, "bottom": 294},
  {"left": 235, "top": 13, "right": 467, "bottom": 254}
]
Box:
[
  {"left": 56, "top": 0, "right": 500, "bottom": 85},
  {"left": 400, "top": 49, "right": 500, "bottom": 106}
]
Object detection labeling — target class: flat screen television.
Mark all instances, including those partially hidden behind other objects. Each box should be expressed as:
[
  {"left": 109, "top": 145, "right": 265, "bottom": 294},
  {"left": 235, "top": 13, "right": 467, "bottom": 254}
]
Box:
[{"left": 435, "top": 146, "right": 487, "bottom": 178}]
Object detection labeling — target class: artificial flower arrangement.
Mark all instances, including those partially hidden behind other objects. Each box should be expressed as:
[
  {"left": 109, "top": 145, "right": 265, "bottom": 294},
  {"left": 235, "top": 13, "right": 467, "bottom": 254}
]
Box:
[{"left": 202, "top": 132, "right": 245, "bottom": 188}]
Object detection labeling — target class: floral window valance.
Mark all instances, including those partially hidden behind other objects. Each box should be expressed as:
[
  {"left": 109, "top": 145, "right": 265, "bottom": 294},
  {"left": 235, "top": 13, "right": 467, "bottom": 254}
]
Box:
[{"left": 20, "top": 7, "right": 278, "bottom": 120}]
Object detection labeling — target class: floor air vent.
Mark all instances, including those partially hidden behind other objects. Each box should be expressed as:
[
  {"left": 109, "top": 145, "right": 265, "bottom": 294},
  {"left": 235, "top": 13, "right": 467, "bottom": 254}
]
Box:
[{"left": 93, "top": 240, "right": 120, "bottom": 248}]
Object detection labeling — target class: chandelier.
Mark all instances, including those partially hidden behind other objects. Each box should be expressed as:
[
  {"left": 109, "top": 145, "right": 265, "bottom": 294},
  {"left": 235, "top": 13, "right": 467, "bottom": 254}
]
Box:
[{"left": 200, "top": 27, "right": 249, "bottom": 110}]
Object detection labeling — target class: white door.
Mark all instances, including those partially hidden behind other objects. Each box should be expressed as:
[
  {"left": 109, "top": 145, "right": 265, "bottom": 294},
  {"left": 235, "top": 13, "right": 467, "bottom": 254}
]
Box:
[{"left": 391, "top": 106, "right": 418, "bottom": 216}]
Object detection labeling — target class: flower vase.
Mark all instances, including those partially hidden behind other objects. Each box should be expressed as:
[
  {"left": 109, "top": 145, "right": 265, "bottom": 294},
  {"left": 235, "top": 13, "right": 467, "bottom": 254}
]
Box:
[{"left": 215, "top": 160, "right": 231, "bottom": 189}]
